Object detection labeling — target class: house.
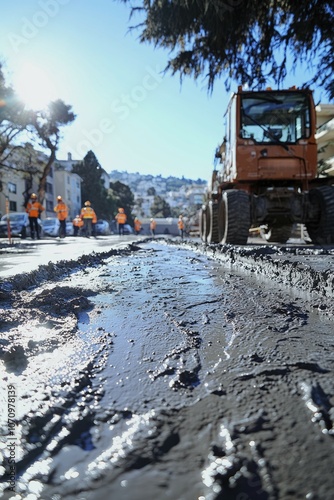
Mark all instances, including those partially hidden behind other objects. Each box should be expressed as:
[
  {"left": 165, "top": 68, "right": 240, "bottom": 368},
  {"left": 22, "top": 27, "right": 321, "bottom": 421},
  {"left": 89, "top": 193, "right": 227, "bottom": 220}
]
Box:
[
  {"left": 0, "top": 150, "right": 82, "bottom": 220},
  {"left": 315, "top": 103, "right": 334, "bottom": 176},
  {"left": 52, "top": 153, "right": 83, "bottom": 219}
]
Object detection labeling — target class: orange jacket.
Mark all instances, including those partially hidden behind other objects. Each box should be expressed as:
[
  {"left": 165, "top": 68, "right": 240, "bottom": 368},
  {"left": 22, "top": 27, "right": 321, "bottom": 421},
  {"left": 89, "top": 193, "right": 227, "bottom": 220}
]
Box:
[
  {"left": 54, "top": 202, "right": 68, "bottom": 221},
  {"left": 150, "top": 220, "right": 157, "bottom": 230},
  {"left": 134, "top": 219, "right": 141, "bottom": 232},
  {"left": 115, "top": 212, "right": 127, "bottom": 224},
  {"left": 80, "top": 206, "right": 96, "bottom": 219},
  {"left": 178, "top": 219, "right": 184, "bottom": 230},
  {"left": 26, "top": 201, "right": 44, "bottom": 218}
]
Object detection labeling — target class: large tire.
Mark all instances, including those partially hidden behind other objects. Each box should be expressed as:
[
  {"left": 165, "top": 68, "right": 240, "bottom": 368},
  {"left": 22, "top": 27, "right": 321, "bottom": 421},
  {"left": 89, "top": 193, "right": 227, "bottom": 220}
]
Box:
[
  {"left": 260, "top": 224, "right": 293, "bottom": 243},
  {"left": 207, "top": 201, "right": 219, "bottom": 243},
  {"left": 218, "top": 190, "right": 250, "bottom": 245},
  {"left": 199, "top": 206, "right": 209, "bottom": 243},
  {"left": 306, "top": 185, "right": 334, "bottom": 244}
]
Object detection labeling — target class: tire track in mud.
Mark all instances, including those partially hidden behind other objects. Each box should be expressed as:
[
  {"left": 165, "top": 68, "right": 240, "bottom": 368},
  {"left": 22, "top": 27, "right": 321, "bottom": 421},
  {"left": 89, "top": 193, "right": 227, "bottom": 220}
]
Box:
[{"left": 0, "top": 240, "right": 334, "bottom": 499}]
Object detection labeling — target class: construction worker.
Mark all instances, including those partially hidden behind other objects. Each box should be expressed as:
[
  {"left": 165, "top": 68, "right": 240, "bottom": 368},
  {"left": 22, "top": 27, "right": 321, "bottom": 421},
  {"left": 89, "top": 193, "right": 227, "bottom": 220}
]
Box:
[
  {"left": 115, "top": 207, "right": 127, "bottom": 236},
  {"left": 134, "top": 217, "right": 142, "bottom": 235},
  {"left": 178, "top": 214, "right": 185, "bottom": 239},
  {"left": 80, "top": 201, "right": 96, "bottom": 238},
  {"left": 26, "top": 193, "right": 44, "bottom": 239},
  {"left": 72, "top": 214, "right": 83, "bottom": 236},
  {"left": 54, "top": 195, "right": 69, "bottom": 238},
  {"left": 150, "top": 218, "right": 157, "bottom": 237}
]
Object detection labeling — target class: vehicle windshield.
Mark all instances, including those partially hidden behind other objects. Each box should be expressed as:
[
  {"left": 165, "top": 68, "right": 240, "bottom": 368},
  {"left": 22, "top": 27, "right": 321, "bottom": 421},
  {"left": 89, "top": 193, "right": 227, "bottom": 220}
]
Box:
[
  {"left": 1, "top": 213, "right": 25, "bottom": 222},
  {"left": 240, "top": 91, "right": 311, "bottom": 143}
]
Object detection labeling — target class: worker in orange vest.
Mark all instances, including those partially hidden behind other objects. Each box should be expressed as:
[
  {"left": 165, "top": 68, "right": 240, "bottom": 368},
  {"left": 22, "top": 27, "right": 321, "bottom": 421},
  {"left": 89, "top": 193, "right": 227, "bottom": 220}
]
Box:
[
  {"left": 72, "top": 214, "right": 83, "bottom": 236},
  {"left": 178, "top": 214, "right": 185, "bottom": 239},
  {"left": 134, "top": 217, "right": 142, "bottom": 235},
  {"left": 150, "top": 218, "right": 157, "bottom": 237},
  {"left": 80, "top": 201, "right": 97, "bottom": 238},
  {"left": 115, "top": 208, "right": 127, "bottom": 236},
  {"left": 54, "top": 195, "right": 69, "bottom": 238},
  {"left": 26, "top": 193, "right": 44, "bottom": 239}
]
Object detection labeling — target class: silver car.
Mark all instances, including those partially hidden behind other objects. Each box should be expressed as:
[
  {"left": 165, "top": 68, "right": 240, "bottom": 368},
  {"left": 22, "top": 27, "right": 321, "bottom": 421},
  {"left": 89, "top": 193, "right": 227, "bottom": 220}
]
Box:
[
  {"left": 0, "top": 212, "right": 43, "bottom": 239},
  {"left": 94, "top": 219, "right": 111, "bottom": 235},
  {"left": 42, "top": 218, "right": 60, "bottom": 237}
]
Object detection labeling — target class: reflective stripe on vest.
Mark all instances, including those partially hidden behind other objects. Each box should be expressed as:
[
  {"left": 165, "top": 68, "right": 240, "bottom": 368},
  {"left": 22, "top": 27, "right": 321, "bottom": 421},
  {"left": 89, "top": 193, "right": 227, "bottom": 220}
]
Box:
[{"left": 81, "top": 207, "right": 94, "bottom": 219}]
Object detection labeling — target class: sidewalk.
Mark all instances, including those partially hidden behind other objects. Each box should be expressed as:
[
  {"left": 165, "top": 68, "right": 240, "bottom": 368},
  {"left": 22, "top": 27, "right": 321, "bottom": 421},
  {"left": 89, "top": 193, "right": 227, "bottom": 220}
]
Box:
[{"left": 0, "top": 235, "right": 138, "bottom": 279}]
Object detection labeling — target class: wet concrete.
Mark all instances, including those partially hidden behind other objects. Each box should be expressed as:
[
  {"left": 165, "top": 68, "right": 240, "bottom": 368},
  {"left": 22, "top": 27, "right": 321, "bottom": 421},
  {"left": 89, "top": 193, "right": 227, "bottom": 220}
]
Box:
[{"left": 0, "top": 238, "right": 334, "bottom": 499}]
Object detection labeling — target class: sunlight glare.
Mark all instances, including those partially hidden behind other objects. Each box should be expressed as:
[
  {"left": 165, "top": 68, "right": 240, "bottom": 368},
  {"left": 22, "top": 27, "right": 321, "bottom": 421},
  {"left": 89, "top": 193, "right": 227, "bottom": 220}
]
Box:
[{"left": 14, "top": 62, "right": 58, "bottom": 111}]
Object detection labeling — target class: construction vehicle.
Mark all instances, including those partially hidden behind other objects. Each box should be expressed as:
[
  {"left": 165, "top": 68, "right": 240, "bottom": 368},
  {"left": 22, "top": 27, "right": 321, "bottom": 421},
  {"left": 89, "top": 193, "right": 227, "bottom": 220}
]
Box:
[{"left": 200, "top": 86, "right": 334, "bottom": 245}]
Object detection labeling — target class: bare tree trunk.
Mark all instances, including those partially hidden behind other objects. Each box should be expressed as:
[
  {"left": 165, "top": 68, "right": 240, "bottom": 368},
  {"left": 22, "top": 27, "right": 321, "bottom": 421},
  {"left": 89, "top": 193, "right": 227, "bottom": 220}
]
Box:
[{"left": 38, "top": 147, "right": 56, "bottom": 203}]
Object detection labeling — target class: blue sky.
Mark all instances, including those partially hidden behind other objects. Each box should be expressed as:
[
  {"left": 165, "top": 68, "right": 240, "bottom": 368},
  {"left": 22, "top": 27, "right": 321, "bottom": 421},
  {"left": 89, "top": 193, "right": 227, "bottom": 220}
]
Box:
[{"left": 0, "top": 1, "right": 329, "bottom": 180}]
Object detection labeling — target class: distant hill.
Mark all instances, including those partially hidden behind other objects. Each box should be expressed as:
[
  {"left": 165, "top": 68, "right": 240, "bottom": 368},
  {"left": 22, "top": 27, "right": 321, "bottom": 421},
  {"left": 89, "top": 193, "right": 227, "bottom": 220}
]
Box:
[{"left": 109, "top": 170, "right": 206, "bottom": 193}]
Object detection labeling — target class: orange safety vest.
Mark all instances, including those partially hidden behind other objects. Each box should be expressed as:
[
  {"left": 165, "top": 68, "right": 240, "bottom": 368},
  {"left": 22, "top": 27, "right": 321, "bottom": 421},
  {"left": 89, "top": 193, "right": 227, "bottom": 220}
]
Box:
[
  {"left": 73, "top": 216, "right": 83, "bottom": 228},
  {"left": 134, "top": 219, "right": 141, "bottom": 231},
  {"left": 178, "top": 219, "right": 184, "bottom": 230},
  {"left": 26, "top": 201, "right": 44, "bottom": 218},
  {"left": 81, "top": 206, "right": 95, "bottom": 219},
  {"left": 116, "top": 212, "right": 127, "bottom": 224},
  {"left": 54, "top": 202, "right": 68, "bottom": 221},
  {"left": 150, "top": 220, "right": 157, "bottom": 229}
]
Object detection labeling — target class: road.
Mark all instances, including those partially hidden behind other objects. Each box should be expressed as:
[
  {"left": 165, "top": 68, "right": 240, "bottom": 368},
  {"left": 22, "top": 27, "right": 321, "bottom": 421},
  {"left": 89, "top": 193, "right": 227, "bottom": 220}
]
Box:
[{"left": 0, "top": 235, "right": 334, "bottom": 499}]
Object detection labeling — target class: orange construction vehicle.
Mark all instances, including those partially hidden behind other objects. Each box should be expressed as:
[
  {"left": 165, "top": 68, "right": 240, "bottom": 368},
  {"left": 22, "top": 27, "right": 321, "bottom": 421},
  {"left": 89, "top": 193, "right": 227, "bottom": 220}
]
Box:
[{"left": 200, "top": 86, "right": 334, "bottom": 245}]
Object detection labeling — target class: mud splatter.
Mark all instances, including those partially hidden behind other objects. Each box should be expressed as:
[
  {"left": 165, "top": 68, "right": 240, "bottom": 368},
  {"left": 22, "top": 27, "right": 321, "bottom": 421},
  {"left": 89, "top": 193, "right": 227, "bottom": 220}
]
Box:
[{"left": 0, "top": 239, "right": 334, "bottom": 499}]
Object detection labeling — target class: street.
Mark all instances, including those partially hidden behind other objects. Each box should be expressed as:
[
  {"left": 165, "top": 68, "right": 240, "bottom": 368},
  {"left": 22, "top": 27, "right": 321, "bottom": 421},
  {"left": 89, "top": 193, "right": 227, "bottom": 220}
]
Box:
[{"left": 0, "top": 236, "right": 334, "bottom": 499}]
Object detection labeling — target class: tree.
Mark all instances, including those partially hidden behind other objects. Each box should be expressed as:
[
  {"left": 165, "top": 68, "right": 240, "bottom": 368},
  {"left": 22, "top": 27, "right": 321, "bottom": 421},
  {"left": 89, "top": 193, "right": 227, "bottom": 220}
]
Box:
[
  {"left": 147, "top": 186, "right": 156, "bottom": 196},
  {"left": 32, "top": 99, "right": 75, "bottom": 201},
  {"left": 109, "top": 180, "right": 135, "bottom": 224},
  {"left": 72, "top": 150, "right": 116, "bottom": 219},
  {"left": 120, "top": 1, "right": 334, "bottom": 97},
  {"left": 0, "top": 62, "right": 76, "bottom": 203},
  {"left": 0, "top": 63, "right": 33, "bottom": 166},
  {"left": 150, "top": 195, "right": 171, "bottom": 217}
]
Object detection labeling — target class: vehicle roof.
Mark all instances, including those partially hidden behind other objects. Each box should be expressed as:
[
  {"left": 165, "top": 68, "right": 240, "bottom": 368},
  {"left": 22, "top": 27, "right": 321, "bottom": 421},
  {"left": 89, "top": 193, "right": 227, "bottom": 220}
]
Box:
[{"left": 1, "top": 212, "right": 27, "bottom": 220}]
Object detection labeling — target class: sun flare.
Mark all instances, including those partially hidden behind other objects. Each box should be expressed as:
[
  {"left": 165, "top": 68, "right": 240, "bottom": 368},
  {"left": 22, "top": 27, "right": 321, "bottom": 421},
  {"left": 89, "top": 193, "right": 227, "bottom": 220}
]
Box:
[{"left": 14, "top": 62, "right": 58, "bottom": 111}]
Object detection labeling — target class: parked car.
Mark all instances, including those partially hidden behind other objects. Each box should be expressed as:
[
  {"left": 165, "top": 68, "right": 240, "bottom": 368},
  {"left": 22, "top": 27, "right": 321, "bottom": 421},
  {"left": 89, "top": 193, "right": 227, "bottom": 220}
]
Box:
[
  {"left": 94, "top": 219, "right": 111, "bottom": 235},
  {"left": 0, "top": 212, "right": 43, "bottom": 239},
  {"left": 123, "top": 224, "right": 134, "bottom": 235},
  {"left": 66, "top": 221, "right": 74, "bottom": 236},
  {"left": 42, "top": 218, "right": 74, "bottom": 237},
  {"left": 42, "top": 218, "right": 60, "bottom": 237}
]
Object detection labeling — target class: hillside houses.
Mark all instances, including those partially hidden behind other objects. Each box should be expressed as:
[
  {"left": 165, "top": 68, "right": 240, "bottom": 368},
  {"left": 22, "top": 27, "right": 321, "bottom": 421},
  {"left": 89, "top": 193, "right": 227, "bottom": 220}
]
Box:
[{"left": 109, "top": 170, "right": 207, "bottom": 217}]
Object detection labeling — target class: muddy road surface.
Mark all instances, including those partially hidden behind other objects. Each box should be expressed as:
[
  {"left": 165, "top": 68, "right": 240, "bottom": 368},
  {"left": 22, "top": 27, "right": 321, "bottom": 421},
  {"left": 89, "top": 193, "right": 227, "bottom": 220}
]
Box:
[{"left": 1, "top": 238, "right": 334, "bottom": 500}]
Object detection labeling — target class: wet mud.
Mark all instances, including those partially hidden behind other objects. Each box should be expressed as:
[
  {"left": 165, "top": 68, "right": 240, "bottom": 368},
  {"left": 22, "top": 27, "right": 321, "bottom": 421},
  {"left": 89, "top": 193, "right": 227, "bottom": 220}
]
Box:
[{"left": 1, "top": 239, "right": 334, "bottom": 499}]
